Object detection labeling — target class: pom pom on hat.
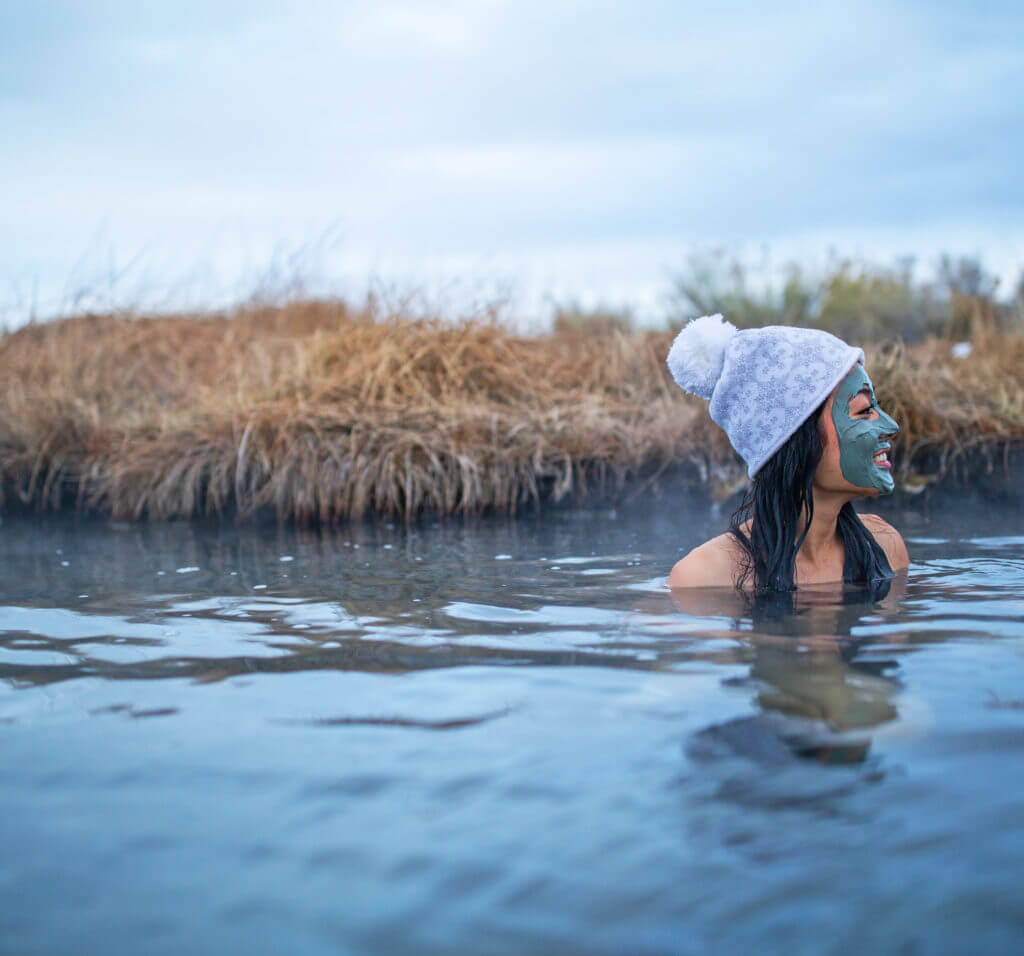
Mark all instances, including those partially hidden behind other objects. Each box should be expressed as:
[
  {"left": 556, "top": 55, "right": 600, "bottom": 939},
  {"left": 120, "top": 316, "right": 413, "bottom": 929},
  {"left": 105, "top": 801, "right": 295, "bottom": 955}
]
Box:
[{"left": 666, "top": 313, "right": 737, "bottom": 399}]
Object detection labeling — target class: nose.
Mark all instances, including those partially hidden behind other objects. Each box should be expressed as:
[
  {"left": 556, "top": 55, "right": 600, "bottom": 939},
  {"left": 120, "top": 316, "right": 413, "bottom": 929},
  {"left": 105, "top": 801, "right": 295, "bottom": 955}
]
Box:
[{"left": 878, "top": 408, "right": 899, "bottom": 436}]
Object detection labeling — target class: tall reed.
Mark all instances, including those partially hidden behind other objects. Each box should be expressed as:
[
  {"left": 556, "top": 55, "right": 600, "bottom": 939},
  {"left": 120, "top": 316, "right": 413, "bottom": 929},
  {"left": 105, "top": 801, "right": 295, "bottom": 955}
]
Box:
[{"left": 1, "top": 300, "right": 1021, "bottom": 521}]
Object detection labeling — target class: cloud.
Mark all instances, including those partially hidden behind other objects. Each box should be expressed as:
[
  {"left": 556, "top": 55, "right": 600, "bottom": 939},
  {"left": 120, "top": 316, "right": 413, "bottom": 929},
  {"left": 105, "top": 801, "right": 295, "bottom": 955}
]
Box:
[{"left": 1, "top": 0, "right": 1021, "bottom": 321}]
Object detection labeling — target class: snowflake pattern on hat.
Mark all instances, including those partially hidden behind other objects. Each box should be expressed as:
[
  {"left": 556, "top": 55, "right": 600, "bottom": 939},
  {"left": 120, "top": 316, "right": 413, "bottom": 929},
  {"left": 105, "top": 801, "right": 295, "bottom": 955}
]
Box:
[
  {"left": 667, "top": 318, "right": 863, "bottom": 478},
  {"left": 710, "top": 326, "right": 863, "bottom": 476}
]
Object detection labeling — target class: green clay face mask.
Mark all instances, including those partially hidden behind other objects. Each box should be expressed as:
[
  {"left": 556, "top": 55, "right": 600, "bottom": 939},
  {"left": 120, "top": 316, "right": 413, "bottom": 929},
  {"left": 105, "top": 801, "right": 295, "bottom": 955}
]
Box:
[{"left": 831, "top": 364, "right": 900, "bottom": 495}]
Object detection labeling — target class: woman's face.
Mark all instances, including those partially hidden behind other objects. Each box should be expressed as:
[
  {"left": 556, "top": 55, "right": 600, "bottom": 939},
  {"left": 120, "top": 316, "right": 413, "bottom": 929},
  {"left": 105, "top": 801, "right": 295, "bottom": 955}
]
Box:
[{"left": 816, "top": 363, "right": 899, "bottom": 496}]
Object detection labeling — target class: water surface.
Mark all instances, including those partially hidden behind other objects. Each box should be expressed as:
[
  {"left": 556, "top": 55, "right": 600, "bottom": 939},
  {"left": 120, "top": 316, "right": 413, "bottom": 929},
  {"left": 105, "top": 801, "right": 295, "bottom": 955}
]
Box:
[{"left": 2, "top": 485, "right": 1024, "bottom": 953}]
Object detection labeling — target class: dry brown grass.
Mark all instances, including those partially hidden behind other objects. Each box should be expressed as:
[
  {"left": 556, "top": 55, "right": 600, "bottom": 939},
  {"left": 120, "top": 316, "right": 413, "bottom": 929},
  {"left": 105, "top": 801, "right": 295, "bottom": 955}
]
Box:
[{"left": 1, "top": 301, "right": 1022, "bottom": 521}]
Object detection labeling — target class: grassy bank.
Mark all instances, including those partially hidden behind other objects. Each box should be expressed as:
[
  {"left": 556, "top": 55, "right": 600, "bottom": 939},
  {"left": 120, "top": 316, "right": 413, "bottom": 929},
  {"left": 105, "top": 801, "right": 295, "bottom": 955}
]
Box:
[{"left": 1, "top": 300, "right": 1022, "bottom": 521}]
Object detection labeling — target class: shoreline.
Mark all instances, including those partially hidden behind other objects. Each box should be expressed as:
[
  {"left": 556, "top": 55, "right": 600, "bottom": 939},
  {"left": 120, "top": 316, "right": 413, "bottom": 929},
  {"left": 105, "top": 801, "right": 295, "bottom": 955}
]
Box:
[{"left": 1, "top": 302, "right": 1022, "bottom": 522}]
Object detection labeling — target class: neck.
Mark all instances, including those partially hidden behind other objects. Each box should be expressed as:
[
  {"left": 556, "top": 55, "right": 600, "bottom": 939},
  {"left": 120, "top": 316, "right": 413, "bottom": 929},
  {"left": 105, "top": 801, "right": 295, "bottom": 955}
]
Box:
[{"left": 798, "top": 488, "right": 851, "bottom": 564}]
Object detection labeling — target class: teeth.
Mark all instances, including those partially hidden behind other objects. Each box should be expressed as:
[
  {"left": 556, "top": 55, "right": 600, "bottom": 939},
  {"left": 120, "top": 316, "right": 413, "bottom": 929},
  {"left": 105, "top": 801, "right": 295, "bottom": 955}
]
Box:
[{"left": 873, "top": 451, "right": 889, "bottom": 464}]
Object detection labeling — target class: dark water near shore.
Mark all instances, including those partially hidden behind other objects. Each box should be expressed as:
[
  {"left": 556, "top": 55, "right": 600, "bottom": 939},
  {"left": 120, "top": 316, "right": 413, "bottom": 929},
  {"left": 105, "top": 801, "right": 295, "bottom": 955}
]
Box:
[{"left": 3, "top": 483, "right": 1024, "bottom": 954}]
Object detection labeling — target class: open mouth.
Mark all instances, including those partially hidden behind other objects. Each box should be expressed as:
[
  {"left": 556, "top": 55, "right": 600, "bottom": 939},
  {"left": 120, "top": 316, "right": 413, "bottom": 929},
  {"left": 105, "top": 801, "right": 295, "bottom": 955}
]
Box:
[{"left": 873, "top": 446, "right": 891, "bottom": 469}]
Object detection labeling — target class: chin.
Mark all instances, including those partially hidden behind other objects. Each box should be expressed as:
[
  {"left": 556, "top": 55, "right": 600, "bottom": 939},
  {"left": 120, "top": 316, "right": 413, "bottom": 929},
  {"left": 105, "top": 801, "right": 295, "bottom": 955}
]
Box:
[{"left": 843, "top": 482, "right": 883, "bottom": 499}]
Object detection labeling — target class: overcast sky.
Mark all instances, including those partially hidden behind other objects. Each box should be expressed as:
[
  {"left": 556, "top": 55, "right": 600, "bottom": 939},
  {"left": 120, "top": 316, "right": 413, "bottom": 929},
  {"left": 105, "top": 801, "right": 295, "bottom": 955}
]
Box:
[{"left": 2, "top": 0, "right": 1022, "bottom": 324}]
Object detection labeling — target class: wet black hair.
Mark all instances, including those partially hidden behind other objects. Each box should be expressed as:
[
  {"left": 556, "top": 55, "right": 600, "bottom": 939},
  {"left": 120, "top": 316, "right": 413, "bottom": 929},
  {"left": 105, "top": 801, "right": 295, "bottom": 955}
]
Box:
[{"left": 728, "top": 399, "right": 892, "bottom": 594}]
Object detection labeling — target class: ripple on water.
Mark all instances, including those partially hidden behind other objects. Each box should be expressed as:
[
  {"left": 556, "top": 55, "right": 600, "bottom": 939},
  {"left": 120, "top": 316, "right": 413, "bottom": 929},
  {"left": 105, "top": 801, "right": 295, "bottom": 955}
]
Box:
[{"left": 4, "top": 506, "right": 1024, "bottom": 952}]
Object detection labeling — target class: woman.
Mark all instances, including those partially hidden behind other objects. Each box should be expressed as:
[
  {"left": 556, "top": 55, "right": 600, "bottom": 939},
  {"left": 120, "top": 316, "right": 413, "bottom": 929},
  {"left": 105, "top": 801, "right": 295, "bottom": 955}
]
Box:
[{"left": 666, "top": 314, "right": 909, "bottom": 590}]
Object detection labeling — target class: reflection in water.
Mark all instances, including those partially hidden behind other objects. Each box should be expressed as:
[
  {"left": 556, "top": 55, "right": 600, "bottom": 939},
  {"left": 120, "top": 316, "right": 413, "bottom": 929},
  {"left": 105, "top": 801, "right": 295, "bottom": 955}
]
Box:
[
  {"left": 674, "top": 577, "right": 905, "bottom": 765},
  {"left": 4, "top": 488, "right": 1024, "bottom": 953}
]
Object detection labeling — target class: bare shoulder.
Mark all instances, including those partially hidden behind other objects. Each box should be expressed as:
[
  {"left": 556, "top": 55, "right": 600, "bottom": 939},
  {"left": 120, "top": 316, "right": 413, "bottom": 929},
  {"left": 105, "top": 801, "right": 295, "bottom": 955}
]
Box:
[
  {"left": 859, "top": 513, "right": 910, "bottom": 571},
  {"left": 668, "top": 533, "right": 745, "bottom": 588}
]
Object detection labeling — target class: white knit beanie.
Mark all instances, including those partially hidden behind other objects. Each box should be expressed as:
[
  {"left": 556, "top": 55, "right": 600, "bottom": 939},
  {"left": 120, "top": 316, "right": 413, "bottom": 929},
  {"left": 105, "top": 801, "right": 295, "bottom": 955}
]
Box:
[{"left": 666, "top": 314, "right": 864, "bottom": 477}]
